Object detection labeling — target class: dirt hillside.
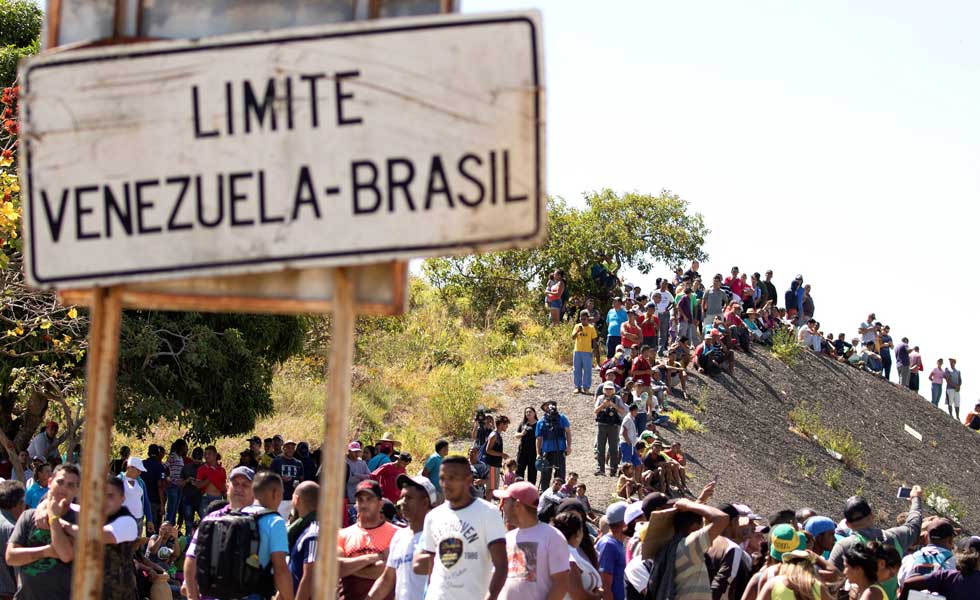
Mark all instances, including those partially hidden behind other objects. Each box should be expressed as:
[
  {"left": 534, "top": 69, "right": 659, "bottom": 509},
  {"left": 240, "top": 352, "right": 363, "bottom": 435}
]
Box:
[{"left": 461, "top": 348, "right": 980, "bottom": 531}]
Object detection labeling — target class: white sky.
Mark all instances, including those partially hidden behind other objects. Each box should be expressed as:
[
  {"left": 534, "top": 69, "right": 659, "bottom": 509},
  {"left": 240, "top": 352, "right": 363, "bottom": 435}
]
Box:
[
  {"left": 463, "top": 0, "right": 979, "bottom": 412},
  {"left": 34, "top": 0, "right": 975, "bottom": 412}
]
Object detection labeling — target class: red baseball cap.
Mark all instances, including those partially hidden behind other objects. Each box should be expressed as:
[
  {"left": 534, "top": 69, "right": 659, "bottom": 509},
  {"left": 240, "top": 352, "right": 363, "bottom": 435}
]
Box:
[
  {"left": 492, "top": 481, "right": 539, "bottom": 507},
  {"left": 355, "top": 480, "right": 383, "bottom": 499}
]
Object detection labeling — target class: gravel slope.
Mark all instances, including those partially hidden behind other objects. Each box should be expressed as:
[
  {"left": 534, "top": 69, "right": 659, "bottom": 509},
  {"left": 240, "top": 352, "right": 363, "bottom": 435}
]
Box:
[{"left": 456, "top": 348, "right": 980, "bottom": 530}]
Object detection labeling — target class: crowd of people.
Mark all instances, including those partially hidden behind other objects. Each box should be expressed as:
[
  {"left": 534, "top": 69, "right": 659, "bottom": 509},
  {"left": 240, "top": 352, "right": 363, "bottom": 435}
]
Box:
[
  {"left": 0, "top": 420, "right": 977, "bottom": 600},
  {"left": 0, "top": 263, "right": 973, "bottom": 600},
  {"left": 561, "top": 262, "right": 975, "bottom": 431}
]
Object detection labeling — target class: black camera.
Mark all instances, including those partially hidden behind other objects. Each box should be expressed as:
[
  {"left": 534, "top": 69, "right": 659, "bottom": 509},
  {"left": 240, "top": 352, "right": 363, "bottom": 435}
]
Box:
[{"left": 474, "top": 405, "right": 492, "bottom": 424}]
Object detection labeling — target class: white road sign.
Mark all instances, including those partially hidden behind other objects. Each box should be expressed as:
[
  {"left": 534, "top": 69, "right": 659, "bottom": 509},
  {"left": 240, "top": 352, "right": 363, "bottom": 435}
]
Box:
[{"left": 20, "top": 11, "right": 544, "bottom": 288}]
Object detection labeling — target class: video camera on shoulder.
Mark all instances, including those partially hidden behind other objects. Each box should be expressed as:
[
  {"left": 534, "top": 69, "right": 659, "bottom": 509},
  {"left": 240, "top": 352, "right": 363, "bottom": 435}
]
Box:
[{"left": 474, "top": 405, "right": 493, "bottom": 424}]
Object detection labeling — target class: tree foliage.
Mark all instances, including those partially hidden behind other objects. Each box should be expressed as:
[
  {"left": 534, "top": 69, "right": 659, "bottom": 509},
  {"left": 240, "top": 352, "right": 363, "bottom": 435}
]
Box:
[
  {"left": 0, "top": 0, "right": 41, "bottom": 89},
  {"left": 424, "top": 190, "right": 709, "bottom": 318},
  {"left": 116, "top": 311, "right": 306, "bottom": 442}
]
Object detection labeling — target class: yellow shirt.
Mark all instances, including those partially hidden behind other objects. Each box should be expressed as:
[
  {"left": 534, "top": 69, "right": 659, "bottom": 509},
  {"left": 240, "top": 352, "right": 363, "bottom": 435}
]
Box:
[{"left": 573, "top": 324, "right": 598, "bottom": 352}]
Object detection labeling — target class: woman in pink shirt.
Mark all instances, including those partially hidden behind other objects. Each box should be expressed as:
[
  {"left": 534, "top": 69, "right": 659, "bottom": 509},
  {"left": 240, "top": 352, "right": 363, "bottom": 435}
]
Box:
[{"left": 929, "top": 358, "right": 945, "bottom": 407}]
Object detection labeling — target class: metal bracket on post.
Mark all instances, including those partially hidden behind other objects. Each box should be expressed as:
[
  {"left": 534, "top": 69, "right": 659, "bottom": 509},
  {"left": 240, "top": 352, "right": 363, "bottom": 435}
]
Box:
[
  {"left": 70, "top": 287, "right": 123, "bottom": 600},
  {"left": 313, "top": 268, "right": 357, "bottom": 600}
]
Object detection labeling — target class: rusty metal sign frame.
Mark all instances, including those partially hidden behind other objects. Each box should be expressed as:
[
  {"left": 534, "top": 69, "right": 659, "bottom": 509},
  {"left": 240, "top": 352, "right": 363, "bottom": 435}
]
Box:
[{"left": 35, "top": 2, "right": 453, "bottom": 600}]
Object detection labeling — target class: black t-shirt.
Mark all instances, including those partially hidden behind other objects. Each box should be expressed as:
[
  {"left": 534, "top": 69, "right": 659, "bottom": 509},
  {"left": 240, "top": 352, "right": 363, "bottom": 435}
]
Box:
[
  {"left": 517, "top": 422, "right": 537, "bottom": 458},
  {"left": 12, "top": 508, "right": 76, "bottom": 600},
  {"left": 270, "top": 457, "right": 304, "bottom": 496},
  {"left": 180, "top": 461, "right": 202, "bottom": 505}
]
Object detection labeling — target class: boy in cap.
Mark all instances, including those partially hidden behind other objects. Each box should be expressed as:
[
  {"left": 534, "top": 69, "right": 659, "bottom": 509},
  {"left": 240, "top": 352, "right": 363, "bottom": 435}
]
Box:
[
  {"left": 803, "top": 515, "right": 838, "bottom": 558},
  {"left": 496, "top": 482, "right": 569, "bottom": 599},
  {"left": 597, "top": 501, "right": 629, "bottom": 600},
  {"left": 897, "top": 517, "right": 957, "bottom": 584}
]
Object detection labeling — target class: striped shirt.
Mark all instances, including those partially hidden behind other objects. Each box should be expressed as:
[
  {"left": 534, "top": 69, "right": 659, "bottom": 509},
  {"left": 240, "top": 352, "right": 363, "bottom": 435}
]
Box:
[
  {"left": 165, "top": 453, "right": 184, "bottom": 483},
  {"left": 674, "top": 525, "right": 712, "bottom": 600}
]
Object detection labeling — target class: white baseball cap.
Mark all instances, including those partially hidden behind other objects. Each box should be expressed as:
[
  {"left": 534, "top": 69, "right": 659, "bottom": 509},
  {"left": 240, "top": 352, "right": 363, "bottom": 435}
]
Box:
[
  {"left": 396, "top": 474, "right": 438, "bottom": 506},
  {"left": 125, "top": 457, "right": 147, "bottom": 472}
]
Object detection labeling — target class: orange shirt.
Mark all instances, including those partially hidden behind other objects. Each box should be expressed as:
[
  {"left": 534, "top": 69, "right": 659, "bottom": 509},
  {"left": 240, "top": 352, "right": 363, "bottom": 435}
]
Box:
[{"left": 338, "top": 520, "right": 400, "bottom": 600}]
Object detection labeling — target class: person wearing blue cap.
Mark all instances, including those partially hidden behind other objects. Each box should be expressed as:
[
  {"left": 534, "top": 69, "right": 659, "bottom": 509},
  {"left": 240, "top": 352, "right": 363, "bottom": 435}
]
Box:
[
  {"left": 804, "top": 516, "right": 838, "bottom": 559},
  {"left": 597, "top": 501, "right": 629, "bottom": 600}
]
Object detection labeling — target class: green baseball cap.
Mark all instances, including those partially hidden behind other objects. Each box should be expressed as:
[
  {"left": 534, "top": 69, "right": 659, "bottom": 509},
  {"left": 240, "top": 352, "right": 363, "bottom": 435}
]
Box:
[{"left": 770, "top": 524, "right": 806, "bottom": 560}]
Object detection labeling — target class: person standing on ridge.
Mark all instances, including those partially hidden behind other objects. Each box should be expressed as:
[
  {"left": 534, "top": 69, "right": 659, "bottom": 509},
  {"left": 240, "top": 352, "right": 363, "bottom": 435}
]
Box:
[
  {"left": 606, "top": 298, "right": 628, "bottom": 359},
  {"left": 909, "top": 346, "right": 923, "bottom": 392},
  {"left": 944, "top": 358, "right": 962, "bottom": 419},
  {"left": 929, "top": 359, "right": 945, "bottom": 408},
  {"left": 876, "top": 325, "right": 893, "bottom": 380},
  {"left": 572, "top": 309, "right": 598, "bottom": 394},
  {"left": 895, "top": 337, "right": 911, "bottom": 388}
]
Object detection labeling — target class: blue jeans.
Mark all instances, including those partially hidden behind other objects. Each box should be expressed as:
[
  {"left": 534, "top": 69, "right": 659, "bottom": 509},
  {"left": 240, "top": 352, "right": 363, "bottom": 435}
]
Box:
[
  {"left": 164, "top": 486, "right": 181, "bottom": 524},
  {"left": 606, "top": 335, "right": 621, "bottom": 358},
  {"left": 200, "top": 494, "right": 223, "bottom": 517},
  {"left": 931, "top": 383, "right": 943, "bottom": 407},
  {"left": 573, "top": 351, "right": 593, "bottom": 389},
  {"left": 182, "top": 497, "right": 204, "bottom": 534}
]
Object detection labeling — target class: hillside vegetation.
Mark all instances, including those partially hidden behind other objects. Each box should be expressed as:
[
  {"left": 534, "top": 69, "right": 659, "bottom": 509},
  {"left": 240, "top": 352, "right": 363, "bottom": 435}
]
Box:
[{"left": 118, "top": 280, "right": 568, "bottom": 461}]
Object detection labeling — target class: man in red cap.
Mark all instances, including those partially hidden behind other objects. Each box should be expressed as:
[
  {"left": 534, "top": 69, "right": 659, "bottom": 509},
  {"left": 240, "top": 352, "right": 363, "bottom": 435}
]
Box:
[
  {"left": 26, "top": 421, "right": 60, "bottom": 463},
  {"left": 495, "top": 482, "right": 569, "bottom": 600},
  {"left": 338, "top": 480, "right": 399, "bottom": 600}
]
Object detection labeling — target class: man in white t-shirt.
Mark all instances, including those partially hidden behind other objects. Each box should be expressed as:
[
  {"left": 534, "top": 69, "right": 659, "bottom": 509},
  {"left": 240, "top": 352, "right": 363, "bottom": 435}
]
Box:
[
  {"left": 368, "top": 475, "right": 437, "bottom": 600},
  {"left": 62, "top": 477, "right": 140, "bottom": 595},
  {"left": 414, "top": 455, "right": 507, "bottom": 600},
  {"left": 63, "top": 477, "right": 139, "bottom": 545},
  {"left": 619, "top": 404, "right": 639, "bottom": 467},
  {"left": 494, "top": 481, "right": 569, "bottom": 600},
  {"left": 858, "top": 313, "right": 877, "bottom": 345}
]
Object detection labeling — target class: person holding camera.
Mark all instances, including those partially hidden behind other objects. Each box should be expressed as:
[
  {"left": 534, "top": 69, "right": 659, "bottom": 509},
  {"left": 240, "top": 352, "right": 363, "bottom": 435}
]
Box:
[
  {"left": 593, "top": 382, "right": 627, "bottom": 477},
  {"left": 535, "top": 401, "right": 572, "bottom": 490}
]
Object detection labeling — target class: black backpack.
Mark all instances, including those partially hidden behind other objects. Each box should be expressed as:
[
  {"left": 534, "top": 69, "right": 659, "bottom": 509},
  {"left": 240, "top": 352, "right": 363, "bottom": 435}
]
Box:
[{"left": 195, "top": 508, "right": 278, "bottom": 599}]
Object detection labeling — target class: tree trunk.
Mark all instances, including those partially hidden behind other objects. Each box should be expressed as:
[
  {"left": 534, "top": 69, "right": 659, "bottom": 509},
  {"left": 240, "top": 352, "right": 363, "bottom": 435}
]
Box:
[
  {"left": 13, "top": 391, "right": 50, "bottom": 452},
  {"left": 0, "top": 428, "right": 24, "bottom": 482}
]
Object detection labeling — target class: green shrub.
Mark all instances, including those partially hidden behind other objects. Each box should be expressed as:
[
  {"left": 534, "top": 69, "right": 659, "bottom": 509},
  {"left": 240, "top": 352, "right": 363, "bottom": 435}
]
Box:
[
  {"left": 823, "top": 467, "right": 843, "bottom": 490},
  {"left": 823, "top": 430, "right": 864, "bottom": 470},
  {"left": 789, "top": 402, "right": 864, "bottom": 469},
  {"left": 795, "top": 454, "right": 816, "bottom": 478},
  {"left": 771, "top": 327, "right": 803, "bottom": 366},
  {"left": 788, "top": 403, "right": 822, "bottom": 438},
  {"left": 666, "top": 409, "right": 705, "bottom": 433},
  {"left": 693, "top": 385, "right": 710, "bottom": 413}
]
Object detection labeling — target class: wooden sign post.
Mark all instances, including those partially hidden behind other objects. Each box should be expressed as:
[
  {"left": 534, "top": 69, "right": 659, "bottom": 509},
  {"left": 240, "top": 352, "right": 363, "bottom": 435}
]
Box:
[{"left": 21, "top": 3, "right": 544, "bottom": 600}]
